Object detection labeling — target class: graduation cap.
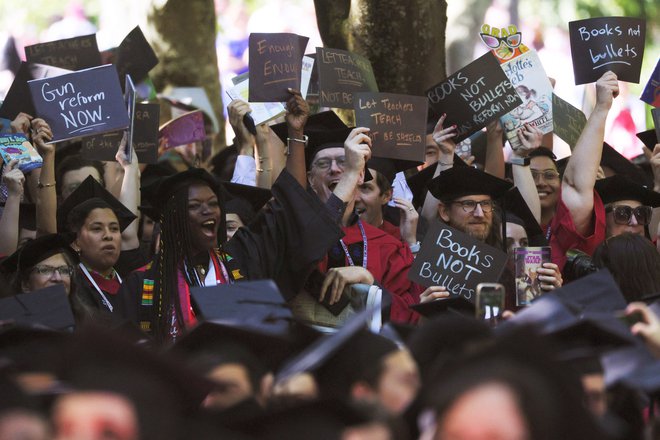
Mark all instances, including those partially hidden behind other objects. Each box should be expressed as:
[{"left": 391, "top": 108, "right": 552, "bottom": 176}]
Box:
[
  {"left": 161, "top": 87, "right": 219, "bottom": 134},
  {"left": 405, "top": 158, "right": 468, "bottom": 209},
  {"left": 190, "top": 280, "right": 293, "bottom": 335},
  {"left": 115, "top": 25, "right": 159, "bottom": 86},
  {"left": 0, "top": 233, "right": 76, "bottom": 276},
  {"left": 600, "top": 142, "right": 651, "bottom": 186},
  {"left": 222, "top": 182, "right": 272, "bottom": 218},
  {"left": 636, "top": 129, "right": 658, "bottom": 151},
  {"left": 427, "top": 166, "right": 513, "bottom": 201},
  {"left": 58, "top": 175, "right": 137, "bottom": 232},
  {"left": 366, "top": 157, "right": 416, "bottom": 185},
  {"left": 0, "top": 62, "right": 71, "bottom": 120},
  {"left": 552, "top": 269, "right": 628, "bottom": 314},
  {"left": 0, "top": 285, "right": 75, "bottom": 331},
  {"left": 594, "top": 174, "right": 660, "bottom": 207},
  {"left": 499, "top": 293, "right": 579, "bottom": 335},
  {"left": 138, "top": 162, "right": 177, "bottom": 220},
  {"left": 502, "top": 187, "right": 545, "bottom": 245},
  {"left": 409, "top": 296, "right": 476, "bottom": 318}
]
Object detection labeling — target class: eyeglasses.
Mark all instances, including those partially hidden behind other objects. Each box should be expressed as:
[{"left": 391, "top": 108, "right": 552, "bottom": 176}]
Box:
[
  {"left": 605, "top": 205, "right": 652, "bottom": 225},
  {"left": 451, "top": 199, "right": 495, "bottom": 213},
  {"left": 480, "top": 32, "right": 522, "bottom": 49},
  {"left": 32, "top": 265, "right": 74, "bottom": 277},
  {"left": 313, "top": 156, "right": 346, "bottom": 171},
  {"left": 531, "top": 170, "right": 560, "bottom": 183}
]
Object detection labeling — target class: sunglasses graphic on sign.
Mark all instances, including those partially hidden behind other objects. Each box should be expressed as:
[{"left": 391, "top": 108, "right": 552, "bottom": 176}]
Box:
[
  {"left": 479, "top": 32, "right": 522, "bottom": 49},
  {"left": 479, "top": 24, "right": 529, "bottom": 62}
]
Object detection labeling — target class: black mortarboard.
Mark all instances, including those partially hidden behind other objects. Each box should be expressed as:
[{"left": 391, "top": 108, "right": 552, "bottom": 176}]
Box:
[
  {"left": 115, "top": 25, "right": 159, "bottom": 86},
  {"left": 405, "top": 159, "right": 468, "bottom": 209},
  {"left": 500, "top": 293, "right": 578, "bottom": 334},
  {"left": 552, "top": 269, "right": 628, "bottom": 314},
  {"left": 410, "top": 296, "right": 476, "bottom": 318},
  {"left": 190, "top": 280, "right": 293, "bottom": 335},
  {"left": 600, "top": 142, "right": 650, "bottom": 186},
  {"left": 636, "top": 129, "right": 658, "bottom": 151},
  {"left": 529, "top": 146, "right": 557, "bottom": 161},
  {"left": 0, "top": 285, "right": 75, "bottom": 331},
  {"left": 366, "top": 157, "right": 416, "bottom": 185},
  {"left": 58, "top": 175, "right": 137, "bottom": 232},
  {"left": 595, "top": 174, "right": 660, "bottom": 207},
  {"left": 19, "top": 203, "right": 36, "bottom": 231},
  {"left": 0, "top": 62, "right": 70, "bottom": 120},
  {"left": 222, "top": 182, "right": 272, "bottom": 214},
  {"left": 427, "top": 166, "right": 513, "bottom": 201},
  {"left": 138, "top": 162, "right": 177, "bottom": 220},
  {"left": 502, "top": 187, "right": 545, "bottom": 244},
  {"left": 0, "top": 233, "right": 76, "bottom": 275},
  {"left": 548, "top": 315, "right": 636, "bottom": 355}
]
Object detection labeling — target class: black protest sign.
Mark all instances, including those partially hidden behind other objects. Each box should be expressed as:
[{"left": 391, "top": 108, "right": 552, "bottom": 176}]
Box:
[
  {"left": 569, "top": 17, "right": 645, "bottom": 85},
  {"left": 316, "top": 47, "right": 378, "bottom": 109},
  {"left": 354, "top": 92, "right": 427, "bottom": 163},
  {"left": 653, "top": 108, "right": 660, "bottom": 146},
  {"left": 25, "top": 34, "right": 102, "bottom": 71},
  {"left": 248, "top": 33, "right": 309, "bottom": 102},
  {"left": 552, "top": 93, "right": 587, "bottom": 150},
  {"left": 132, "top": 103, "right": 160, "bottom": 164},
  {"left": 28, "top": 65, "right": 130, "bottom": 143},
  {"left": 115, "top": 26, "right": 159, "bottom": 86},
  {"left": 125, "top": 75, "right": 136, "bottom": 163},
  {"left": 426, "top": 52, "right": 522, "bottom": 142},
  {"left": 409, "top": 220, "right": 508, "bottom": 301},
  {"left": 82, "top": 131, "right": 122, "bottom": 162}
]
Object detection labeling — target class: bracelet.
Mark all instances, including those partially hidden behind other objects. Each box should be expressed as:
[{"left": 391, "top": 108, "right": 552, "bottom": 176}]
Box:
[
  {"left": 256, "top": 167, "right": 272, "bottom": 173},
  {"left": 508, "top": 157, "right": 531, "bottom": 166},
  {"left": 285, "top": 135, "right": 308, "bottom": 156},
  {"left": 37, "top": 181, "right": 56, "bottom": 188}
]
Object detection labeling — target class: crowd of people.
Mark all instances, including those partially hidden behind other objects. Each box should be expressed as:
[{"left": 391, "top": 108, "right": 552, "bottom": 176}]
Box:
[{"left": 0, "top": 15, "right": 660, "bottom": 440}]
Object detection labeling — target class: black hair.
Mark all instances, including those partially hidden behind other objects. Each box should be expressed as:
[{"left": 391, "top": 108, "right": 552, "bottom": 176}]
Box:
[
  {"left": 66, "top": 198, "right": 115, "bottom": 233},
  {"left": 56, "top": 156, "right": 105, "bottom": 196},
  {"left": 373, "top": 169, "right": 393, "bottom": 196},
  {"left": 188, "top": 345, "right": 267, "bottom": 393}
]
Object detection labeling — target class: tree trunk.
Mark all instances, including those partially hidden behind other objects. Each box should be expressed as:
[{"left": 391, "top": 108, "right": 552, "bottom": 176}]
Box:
[
  {"left": 145, "top": 0, "right": 226, "bottom": 154},
  {"left": 315, "top": 0, "right": 447, "bottom": 96}
]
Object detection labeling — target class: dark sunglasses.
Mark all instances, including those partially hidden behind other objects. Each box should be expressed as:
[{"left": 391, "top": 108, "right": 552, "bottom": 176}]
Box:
[
  {"left": 605, "top": 205, "right": 652, "bottom": 225},
  {"left": 479, "top": 32, "right": 522, "bottom": 49}
]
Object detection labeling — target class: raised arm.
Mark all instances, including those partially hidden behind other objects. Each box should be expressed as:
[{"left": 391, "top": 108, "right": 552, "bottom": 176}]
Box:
[
  {"left": 561, "top": 71, "right": 618, "bottom": 235},
  {"left": 484, "top": 120, "right": 505, "bottom": 179},
  {"left": 254, "top": 121, "right": 285, "bottom": 188},
  {"left": 283, "top": 89, "right": 309, "bottom": 187},
  {"left": 227, "top": 99, "right": 257, "bottom": 186},
  {"left": 30, "top": 119, "right": 57, "bottom": 235},
  {"left": 421, "top": 115, "right": 457, "bottom": 224},
  {"left": 0, "top": 160, "right": 24, "bottom": 255},
  {"left": 511, "top": 123, "right": 544, "bottom": 224},
  {"left": 116, "top": 136, "right": 140, "bottom": 250}
]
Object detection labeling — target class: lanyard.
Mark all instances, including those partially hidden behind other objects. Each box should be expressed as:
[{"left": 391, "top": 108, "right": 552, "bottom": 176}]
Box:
[
  {"left": 79, "top": 263, "right": 122, "bottom": 312},
  {"left": 339, "top": 220, "right": 368, "bottom": 268},
  {"left": 545, "top": 224, "right": 552, "bottom": 241}
]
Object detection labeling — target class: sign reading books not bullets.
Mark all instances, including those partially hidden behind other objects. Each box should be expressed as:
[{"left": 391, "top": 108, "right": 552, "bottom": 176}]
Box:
[
  {"left": 316, "top": 47, "right": 378, "bottom": 109},
  {"left": 426, "top": 52, "right": 522, "bottom": 143},
  {"left": 409, "top": 220, "right": 508, "bottom": 302},
  {"left": 354, "top": 92, "right": 427, "bottom": 164},
  {"left": 248, "top": 33, "right": 309, "bottom": 102},
  {"left": 569, "top": 16, "right": 646, "bottom": 85},
  {"left": 28, "top": 64, "right": 130, "bottom": 143}
]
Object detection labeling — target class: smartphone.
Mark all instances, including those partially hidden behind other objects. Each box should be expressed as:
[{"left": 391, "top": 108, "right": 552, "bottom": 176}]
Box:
[
  {"left": 615, "top": 310, "right": 644, "bottom": 327},
  {"left": 476, "top": 283, "right": 505, "bottom": 326}
]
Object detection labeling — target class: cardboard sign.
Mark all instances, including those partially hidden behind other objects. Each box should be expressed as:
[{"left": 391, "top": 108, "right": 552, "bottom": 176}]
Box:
[
  {"left": 426, "top": 52, "right": 522, "bottom": 142},
  {"left": 159, "top": 110, "right": 206, "bottom": 149},
  {"left": 25, "top": 34, "right": 102, "bottom": 71},
  {"left": 641, "top": 59, "right": 660, "bottom": 107},
  {"left": 0, "top": 62, "right": 71, "bottom": 120},
  {"left": 569, "top": 17, "right": 646, "bottom": 85},
  {"left": 81, "top": 131, "right": 122, "bottom": 162},
  {"left": 408, "top": 221, "right": 508, "bottom": 301},
  {"left": 552, "top": 93, "right": 587, "bottom": 150},
  {"left": 248, "top": 33, "right": 308, "bottom": 102},
  {"left": 28, "top": 64, "right": 130, "bottom": 143},
  {"left": 115, "top": 26, "right": 159, "bottom": 86},
  {"left": 499, "top": 50, "right": 553, "bottom": 150},
  {"left": 354, "top": 92, "right": 427, "bottom": 163},
  {"left": 316, "top": 47, "right": 378, "bottom": 109}
]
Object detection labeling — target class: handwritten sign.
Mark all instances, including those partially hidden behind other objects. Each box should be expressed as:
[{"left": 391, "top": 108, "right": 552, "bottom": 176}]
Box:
[
  {"left": 25, "top": 34, "right": 102, "bottom": 71},
  {"left": 28, "top": 65, "right": 130, "bottom": 143},
  {"left": 316, "top": 47, "right": 378, "bottom": 109},
  {"left": 248, "top": 33, "right": 308, "bottom": 102},
  {"left": 552, "top": 93, "right": 587, "bottom": 150},
  {"left": 115, "top": 26, "right": 158, "bottom": 86},
  {"left": 408, "top": 221, "right": 508, "bottom": 301},
  {"left": 81, "top": 132, "right": 122, "bottom": 162},
  {"left": 479, "top": 23, "right": 529, "bottom": 63},
  {"left": 641, "top": 59, "right": 660, "bottom": 107},
  {"left": 499, "top": 50, "right": 553, "bottom": 150},
  {"left": 569, "top": 17, "right": 646, "bottom": 85},
  {"left": 426, "top": 52, "right": 522, "bottom": 142},
  {"left": 124, "top": 75, "right": 136, "bottom": 163},
  {"left": 354, "top": 92, "right": 427, "bottom": 163},
  {"left": 159, "top": 110, "right": 206, "bottom": 149}
]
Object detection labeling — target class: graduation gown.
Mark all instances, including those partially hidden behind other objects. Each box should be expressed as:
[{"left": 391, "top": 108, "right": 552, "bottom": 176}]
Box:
[{"left": 119, "top": 170, "right": 343, "bottom": 333}]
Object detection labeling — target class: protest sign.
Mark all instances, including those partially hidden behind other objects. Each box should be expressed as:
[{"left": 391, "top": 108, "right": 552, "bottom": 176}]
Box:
[
  {"left": 159, "top": 110, "right": 206, "bottom": 149},
  {"left": 316, "top": 47, "right": 378, "bottom": 109},
  {"left": 354, "top": 92, "right": 427, "bottom": 163},
  {"left": 499, "top": 50, "right": 553, "bottom": 150},
  {"left": 479, "top": 23, "right": 529, "bottom": 63},
  {"left": 552, "top": 93, "right": 587, "bottom": 150},
  {"left": 125, "top": 75, "right": 136, "bottom": 162},
  {"left": 81, "top": 132, "right": 122, "bottom": 162},
  {"left": 640, "top": 59, "right": 660, "bottom": 107},
  {"left": 426, "top": 52, "right": 522, "bottom": 142},
  {"left": 115, "top": 26, "right": 159, "bottom": 86},
  {"left": 0, "top": 133, "right": 43, "bottom": 172},
  {"left": 248, "top": 33, "right": 308, "bottom": 102},
  {"left": 569, "top": 17, "right": 645, "bottom": 85},
  {"left": 409, "top": 221, "right": 508, "bottom": 301},
  {"left": 28, "top": 64, "right": 130, "bottom": 143},
  {"left": 25, "top": 34, "right": 101, "bottom": 71}
]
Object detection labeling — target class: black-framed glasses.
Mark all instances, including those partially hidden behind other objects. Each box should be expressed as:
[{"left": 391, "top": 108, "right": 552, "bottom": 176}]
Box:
[
  {"left": 32, "top": 265, "right": 74, "bottom": 277},
  {"left": 479, "top": 32, "right": 522, "bottom": 49},
  {"left": 605, "top": 205, "right": 652, "bottom": 225},
  {"left": 452, "top": 199, "right": 495, "bottom": 213},
  {"left": 531, "top": 170, "right": 560, "bottom": 182},
  {"left": 313, "top": 156, "right": 346, "bottom": 170}
]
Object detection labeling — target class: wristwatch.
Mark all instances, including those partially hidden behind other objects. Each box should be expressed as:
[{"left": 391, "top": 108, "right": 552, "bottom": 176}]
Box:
[{"left": 509, "top": 156, "right": 531, "bottom": 166}]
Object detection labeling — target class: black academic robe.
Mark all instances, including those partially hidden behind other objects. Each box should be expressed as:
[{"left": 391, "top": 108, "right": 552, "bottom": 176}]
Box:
[{"left": 118, "top": 170, "right": 343, "bottom": 333}]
